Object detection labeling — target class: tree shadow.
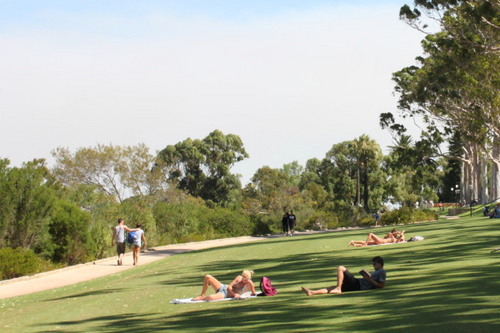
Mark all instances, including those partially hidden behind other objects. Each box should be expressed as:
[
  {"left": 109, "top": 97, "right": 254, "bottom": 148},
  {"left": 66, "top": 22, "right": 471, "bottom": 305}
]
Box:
[
  {"left": 46, "top": 288, "right": 124, "bottom": 301},
  {"left": 30, "top": 218, "right": 500, "bottom": 332}
]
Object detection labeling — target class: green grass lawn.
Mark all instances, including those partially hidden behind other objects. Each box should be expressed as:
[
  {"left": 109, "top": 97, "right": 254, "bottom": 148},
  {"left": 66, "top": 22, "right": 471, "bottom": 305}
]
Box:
[{"left": 2, "top": 215, "right": 500, "bottom": 332}]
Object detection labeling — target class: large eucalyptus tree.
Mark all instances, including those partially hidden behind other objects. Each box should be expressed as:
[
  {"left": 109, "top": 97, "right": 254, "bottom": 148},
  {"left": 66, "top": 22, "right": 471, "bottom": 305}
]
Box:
[
  {"left": 158, "top": 130, "right": 249, "bottom": 206},
  {"left": 384, "top": 0, "right": 499, "bottom": 203}
]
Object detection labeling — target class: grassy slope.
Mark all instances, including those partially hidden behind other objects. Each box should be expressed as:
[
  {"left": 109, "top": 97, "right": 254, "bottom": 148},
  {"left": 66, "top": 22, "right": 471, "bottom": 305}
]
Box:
[{"left": 1, "top": 216, "right": 499, "bottom": 332}]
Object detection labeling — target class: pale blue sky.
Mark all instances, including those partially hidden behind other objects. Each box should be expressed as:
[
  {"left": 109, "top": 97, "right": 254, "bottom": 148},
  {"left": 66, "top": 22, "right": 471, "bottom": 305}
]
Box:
[{"left": 0, "top": 0, "right": 424, "bottom": 184}]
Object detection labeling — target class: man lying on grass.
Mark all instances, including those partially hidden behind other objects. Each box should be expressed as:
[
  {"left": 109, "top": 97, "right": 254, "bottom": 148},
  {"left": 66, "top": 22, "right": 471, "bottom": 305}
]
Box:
[{"left": 301, "top": 256, "right": 386, "bottom": 295}]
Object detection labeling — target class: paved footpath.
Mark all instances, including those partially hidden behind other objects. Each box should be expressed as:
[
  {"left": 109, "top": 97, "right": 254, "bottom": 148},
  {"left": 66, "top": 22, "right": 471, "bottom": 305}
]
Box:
[
  {"left": 0, "top": 227, "right": 373, "bottom": 300},
  {"left": 0, "top": 235, "right": 288, "bottom": 300}
]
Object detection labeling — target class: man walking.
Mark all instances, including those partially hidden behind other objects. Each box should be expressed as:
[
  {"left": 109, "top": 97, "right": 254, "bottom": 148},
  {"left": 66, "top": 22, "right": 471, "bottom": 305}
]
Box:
[
  {"left": 287, "top": 210, "right": 297, "bottom": 236},
  {"left": 112, "top": 218, "right": 136, "bottom": 266},
  {"left": 282, "top": 212, "right": 290, "bottom": 236}
]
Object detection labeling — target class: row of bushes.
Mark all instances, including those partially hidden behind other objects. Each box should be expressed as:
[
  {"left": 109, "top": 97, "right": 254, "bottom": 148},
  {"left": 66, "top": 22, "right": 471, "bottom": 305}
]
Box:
[
  {"left": 0, "top": 247, "right": 61, "bottom": 280},
  {"left": 380, "top": 207, "right": 439, "bottom": 225},
  {"left": 0, "top": 206, "right": 438, "bottom": 280}
]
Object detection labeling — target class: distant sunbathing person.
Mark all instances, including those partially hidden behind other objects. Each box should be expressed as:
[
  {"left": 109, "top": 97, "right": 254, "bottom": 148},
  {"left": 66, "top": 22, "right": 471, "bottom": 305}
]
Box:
[
  {"left": 192, "top": 270, "right": 257, "bottom": 301},
  {"left": 349, "top": 230, "right": 405, "bottom": 247}
]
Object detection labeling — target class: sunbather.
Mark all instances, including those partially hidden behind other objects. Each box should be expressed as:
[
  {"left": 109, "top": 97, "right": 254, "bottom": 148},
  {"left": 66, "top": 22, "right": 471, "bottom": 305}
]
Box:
[
  {"left": 301, "top": 256, "right": 386, "bottom": 295},
  {"left": 192, "top": 270, "right": 257, "bottom": 301},
  {"left": 349, "top": 230, "right": 405, "bottom": 247},
  {"left": 386, "top": 228, "right": 405, "bottom": 239}
]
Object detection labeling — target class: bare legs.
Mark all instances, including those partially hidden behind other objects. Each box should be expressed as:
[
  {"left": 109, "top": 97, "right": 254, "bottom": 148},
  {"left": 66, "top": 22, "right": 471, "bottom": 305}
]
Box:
[
  {"left": 349, "top": 240, "right": 368, "bottom": 247},
  {"left": 301, "top": 266, "right": 347, "bottom": 295},
  {"left": 132, "top": 246, "right": 140, "bottom": 265},
  {"left": 193, "top": 275, "right": 225, "bottom": 301},
  {"left": 350, "top": 233, "right": 394, "bottom": 247},
  {"left": 366, "top": 233, "right": 386, "bottom": 244}
]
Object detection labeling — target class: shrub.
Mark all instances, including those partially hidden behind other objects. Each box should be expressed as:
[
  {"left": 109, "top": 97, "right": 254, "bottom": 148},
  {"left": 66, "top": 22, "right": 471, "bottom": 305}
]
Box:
[
  {"left": 336, "top": 205, "right": 368, "bottom": 227},
  {"left": 205, "top": 207, "right": 252, "bottom": 238},
  {"left": 380, "top": 207, "right": 438, "bottom": 225},
  {"left": 48, "top": 201, "right": 97, "bottom": 265},
  {"left": 250, "top": 214, "right": 278, "bottom": 234},
  {"left": 0, "top": 247, "right": 46, "bottom": 280},
  {"left": 251, "top": 217, "right": 273, "bottom": 235},
  {"left": 303, "top": 211, "right": 339, "bottom": 230},
  {"left": 152, "top": 200, "right": 204, "bottom": 244},
  {"left": 119, "top": 197, "right": 158, "bottom": 247}
]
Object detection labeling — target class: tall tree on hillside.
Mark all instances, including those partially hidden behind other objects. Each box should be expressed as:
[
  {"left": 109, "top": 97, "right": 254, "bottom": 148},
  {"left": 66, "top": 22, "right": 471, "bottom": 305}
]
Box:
[
  {"left": 158, "top": 130, "right": 249, "bottom": 206},
  {"left": 324, "top": 135, "right": 383, "bottom": 211},
  {"left": 0, "top": 159, "right": 58, "bottom": 249},
  {"left": 52, "top": 143, "right": 165, "bottom": 203},
  {"left": 384, "top": 0, "right": 500, "bottom": 204},
  {"left": 243, "top": 165, "right": 300, "bottom": 216},
  {"left": 383, "top": 135, "right": 442, "bottom": 206}
]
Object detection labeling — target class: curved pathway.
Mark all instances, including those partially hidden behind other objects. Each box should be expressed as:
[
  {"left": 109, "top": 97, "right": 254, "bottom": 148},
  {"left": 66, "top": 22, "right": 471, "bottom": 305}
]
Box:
[{"left": 0, "top": 235, "right": 275, "bottom": 299}]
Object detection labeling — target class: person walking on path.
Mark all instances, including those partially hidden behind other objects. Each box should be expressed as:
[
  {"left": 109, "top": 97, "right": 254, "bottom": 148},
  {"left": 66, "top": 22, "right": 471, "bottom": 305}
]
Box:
[
  {"left": 112, "top": 218, "right": 137, "bottom": 266},
  {"left": 282, "top": 212, "right": 290, "bottom": 236},
  {"left": 301, "top": 256, "right": 386, "bottom": 295},
  {"left": 288, "top": 210, "right": 297, "bottom": 236},
  {"left": 131, "top": 224, "right": 146, "bottom": 266}
]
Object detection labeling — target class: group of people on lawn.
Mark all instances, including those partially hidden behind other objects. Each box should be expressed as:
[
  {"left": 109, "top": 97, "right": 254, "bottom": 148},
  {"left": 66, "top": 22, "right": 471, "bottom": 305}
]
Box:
[
  {"left": 112, "top": 217, "right": 389, "bottom": 300},
  {"left": 190, "top": 256, "right": 386, "bottom": 301}
]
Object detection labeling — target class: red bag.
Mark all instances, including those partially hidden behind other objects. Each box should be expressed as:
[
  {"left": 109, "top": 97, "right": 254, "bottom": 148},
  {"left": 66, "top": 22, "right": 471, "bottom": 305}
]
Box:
[{"left": 260, "top": 276, "right": 277, "bottom": 296}]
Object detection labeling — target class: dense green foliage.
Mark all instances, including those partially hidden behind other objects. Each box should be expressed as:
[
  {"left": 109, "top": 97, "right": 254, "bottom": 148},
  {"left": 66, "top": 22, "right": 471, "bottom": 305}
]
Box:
[
  {"left": 380, "top": 207, "right": 439, "bottom": 225},
  {"left": 0, "top": 247, "right": 59, "bottom": 280},
  {"left": 383, "top": 0, "right": 500, "bottom": 204},
  {"left": 157, "top": 130, "right": 248, "bottom": 206},
  {"left": 47, "top": 201, "right": 96, "bottom": 264},
  {"left": 0, "top": 130, "right": 458, "bottom": 280}
]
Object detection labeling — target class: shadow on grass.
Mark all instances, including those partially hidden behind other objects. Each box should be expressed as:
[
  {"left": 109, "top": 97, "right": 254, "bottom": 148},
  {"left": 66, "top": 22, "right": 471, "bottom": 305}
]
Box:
[
  {"left": 31, "top": 218, "right": 500, "bottom": 332},
  {"left": 46, "top": 288, "right": 124, "bottom": 301}
]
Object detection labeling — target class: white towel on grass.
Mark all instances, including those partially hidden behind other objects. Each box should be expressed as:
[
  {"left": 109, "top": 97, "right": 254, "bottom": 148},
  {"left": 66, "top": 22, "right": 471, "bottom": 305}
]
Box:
[
  {"left": 367, "top": 241, "right": 407, "bottom": 246},
  {"left": 170, "top": 292, "right": 256, "bottom": 304}
]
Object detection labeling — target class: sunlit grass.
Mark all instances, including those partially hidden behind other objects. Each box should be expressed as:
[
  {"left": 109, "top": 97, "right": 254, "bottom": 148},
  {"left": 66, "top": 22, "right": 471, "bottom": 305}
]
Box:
[{"left": 1, "top": 215, "right": 499, "bottom": 332}]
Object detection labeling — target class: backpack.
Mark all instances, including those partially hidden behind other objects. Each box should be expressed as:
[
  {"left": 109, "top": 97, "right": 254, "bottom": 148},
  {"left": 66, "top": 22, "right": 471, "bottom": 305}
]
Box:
[
  {"left": 127, "top": 231, "right": 138, "bottom": 245},
  {"left": 259, "top": 276, "right": 277, "bottom": 296}
]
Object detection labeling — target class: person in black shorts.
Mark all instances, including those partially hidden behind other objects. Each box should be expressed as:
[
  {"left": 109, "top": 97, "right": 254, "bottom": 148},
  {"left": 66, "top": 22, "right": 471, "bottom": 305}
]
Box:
[
  {"left": 301, "top": 256, "right": 386, "bottom": 295},
  {"left": 287, "top": 210, "right": 297, "bottom": 236},
  {"left": 282, "top": 212, "right": 290, "bottom": 236}
]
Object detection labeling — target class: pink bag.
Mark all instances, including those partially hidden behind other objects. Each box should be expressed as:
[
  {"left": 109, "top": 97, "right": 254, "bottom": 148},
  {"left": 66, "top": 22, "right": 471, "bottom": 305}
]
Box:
[{"left": 260, "top": 276, "right": 277, "bottom": 296}]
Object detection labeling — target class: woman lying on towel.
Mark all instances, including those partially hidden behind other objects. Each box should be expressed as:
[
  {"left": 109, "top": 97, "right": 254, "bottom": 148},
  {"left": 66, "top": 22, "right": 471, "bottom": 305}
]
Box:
[
  {"left": 349, "top": 230, "right": 405, "bottom": 247},
  {"left": 193, "top": 270, "right": 258, "bottom": 301}
]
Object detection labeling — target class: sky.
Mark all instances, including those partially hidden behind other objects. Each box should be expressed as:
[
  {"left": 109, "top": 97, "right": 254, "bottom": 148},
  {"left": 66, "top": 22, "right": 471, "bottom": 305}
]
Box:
[{"left": 0, "top": 0, "right": 425, "bottom": 185}]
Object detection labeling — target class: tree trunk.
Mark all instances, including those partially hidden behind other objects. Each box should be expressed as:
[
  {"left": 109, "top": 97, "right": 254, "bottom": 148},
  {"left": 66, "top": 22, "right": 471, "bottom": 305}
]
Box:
[
  {"left": 356, "top": 162, "right": 361, "bottom": 206},
  {"left": 492, "top": 138, "right": 500, "bottom": 202},
  {"left": 480, "top": 150, "right": 489, "bottom": 204},
  {"left": 363, "top": 161, "right": 369, "bottom": 211}
]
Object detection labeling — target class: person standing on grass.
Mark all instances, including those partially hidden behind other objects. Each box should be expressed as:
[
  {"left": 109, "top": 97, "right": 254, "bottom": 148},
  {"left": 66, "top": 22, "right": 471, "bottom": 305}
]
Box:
[
  {"left": 131, "top": 224, "right": 146, "bottom": 266},
  {"left": 301, "top": 256, "right": 386, "bottom": 295},
  {"left": 282, "top": 212, "right": 290, "bottom": 236},
  {"left": 288, "top": 210, "right": 297, "bottom": 236},
  {"left": 111, "top": 218, "right": 137, "bottom": 266}
]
